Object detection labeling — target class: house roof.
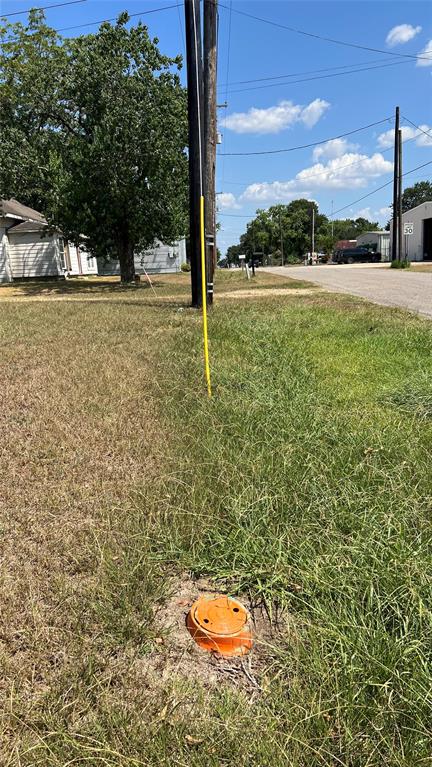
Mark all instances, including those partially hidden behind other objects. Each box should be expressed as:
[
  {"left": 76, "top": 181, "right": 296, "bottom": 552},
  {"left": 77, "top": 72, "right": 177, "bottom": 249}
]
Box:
[
  {"left": 8, "top": 220, "right": 49, "bottom": 234},
  {"left": 0, "top": 198, "right": 47, "bottom": 223}
]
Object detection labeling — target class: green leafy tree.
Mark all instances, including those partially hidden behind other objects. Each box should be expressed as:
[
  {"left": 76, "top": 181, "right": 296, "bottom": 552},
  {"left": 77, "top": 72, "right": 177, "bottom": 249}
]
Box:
[
  {"left": 0, "top": 11, "right": 188, "bottom": 281},
  {"left": 226, "top": 243, "right": 243, "bottom": 266},
  {"left": 401, "top": 181, "right": 432, "bottom": 213},
  {"left": 331, "top": 217, "right": 380, "bottom": 240},
  {"left": 231, "top": 200, "right": 329, "bottom": 262}
]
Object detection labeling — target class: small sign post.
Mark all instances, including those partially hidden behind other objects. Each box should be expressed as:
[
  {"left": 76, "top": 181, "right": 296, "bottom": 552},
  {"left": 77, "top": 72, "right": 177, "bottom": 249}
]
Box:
[{"left": 403, "top": 223, "right": 413, "bottom": 262}]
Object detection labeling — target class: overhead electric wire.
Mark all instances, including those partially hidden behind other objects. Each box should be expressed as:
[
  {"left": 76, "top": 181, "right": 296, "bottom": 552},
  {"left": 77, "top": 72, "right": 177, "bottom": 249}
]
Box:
[
  {"left": 1, "top": 0, "right": 86, "bottom": 17},
  {"left": 56, "top": 3, "right": 181, "bottom": 32},
  {"left": 218, "top": 161, "right": 432, "bottom": 221},
  {"left": 223, "top": 58, "right": 411, "bottom": 95},
  {"left": 220, "top": 0, "right": 233, "bottom": 189},
  {"left": 402, "top": 117, "right": 432, "bottom": 143},
  {"left": 327, "top": 159, "right": 432, "bottom": 217},
  {"left": 224, "top": 57, "right": 409, "bottom": 86},
  {"left": 0, "top": 3, "right": 181, "bottom": 41},
  {"left": 218, "top": 2, "right": 432, "bottom": 63},
  {"left": 219, "top": 130, "right": 420, "bottom": 188},
  {"left": 219, "top": 117, "right": 392, "bottom": 157}
]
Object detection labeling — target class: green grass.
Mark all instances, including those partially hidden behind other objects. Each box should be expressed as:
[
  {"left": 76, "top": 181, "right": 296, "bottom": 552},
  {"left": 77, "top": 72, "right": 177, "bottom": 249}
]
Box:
[{"left": 1, "top": 281, "right": 431, "bottom": 765}]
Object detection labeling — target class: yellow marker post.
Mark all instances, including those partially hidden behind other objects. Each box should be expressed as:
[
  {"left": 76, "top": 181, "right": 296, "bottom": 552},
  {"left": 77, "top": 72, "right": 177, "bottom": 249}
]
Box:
[{"left": 200, "top": 195, "right": 212, "bottom": 397}]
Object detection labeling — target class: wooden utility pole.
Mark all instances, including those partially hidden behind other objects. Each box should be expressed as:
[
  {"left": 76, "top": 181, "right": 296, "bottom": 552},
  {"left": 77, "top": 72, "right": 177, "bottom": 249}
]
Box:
[
  {"left": 398, "top": 128, "right": 403, "bottom": 263},
  {"left": 184, "top": 0, "right": 205, "bottom": 307},
  {"left": 392, "top": 106, "right": 400, "bottom": 261},
  {"left": 204, "top": 0, "right": 217, "bottom": 305}
]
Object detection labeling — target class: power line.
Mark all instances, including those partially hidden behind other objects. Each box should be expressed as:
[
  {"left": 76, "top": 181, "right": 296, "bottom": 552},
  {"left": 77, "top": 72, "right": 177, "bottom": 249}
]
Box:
[
  {"left": 218, "top": 2, "right": 432, "bottom": 63},
  {"left": 223, "top": 58, "right": 410, "bottom": 95},
  {"left": 402, "top": 116, "right": 432, "bottom": 143},
  {"left": 56, "top": 3, "right": 181, "bottom": 32},
  {"left": 220, "top": 0, "right": 233, "bottom": 189},
  {"left": 328, "top": 159, "right": 432, "bottom": 217},
  {"left": 219, "top": 129, "right": 420, "bottom": 188},
  {"left": 224, "top": 56, "right": 409, "bottom": 86},
  {"left": 0, "top": 3, "right": 181, "bottom": 40},
  {"left": 1, "top": 0, "right": 86, "bottom": 17},
  {"left": 219, "top": 117, "right": 392, "bottom": 157},
  {"left": 218, "top": 160, "right": 432, "bottom": 222}
]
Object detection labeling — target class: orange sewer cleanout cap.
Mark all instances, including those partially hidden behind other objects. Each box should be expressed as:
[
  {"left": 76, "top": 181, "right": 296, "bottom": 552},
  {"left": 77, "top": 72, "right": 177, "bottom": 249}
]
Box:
[{"left": 186, "top": 595, "right": 253, "bottom": 657}]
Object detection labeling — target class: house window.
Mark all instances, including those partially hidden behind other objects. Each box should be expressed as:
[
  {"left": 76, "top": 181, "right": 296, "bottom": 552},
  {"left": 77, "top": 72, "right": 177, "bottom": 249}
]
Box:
[{"left": 58, "top": 237, "right": 68, "bottom": 270}]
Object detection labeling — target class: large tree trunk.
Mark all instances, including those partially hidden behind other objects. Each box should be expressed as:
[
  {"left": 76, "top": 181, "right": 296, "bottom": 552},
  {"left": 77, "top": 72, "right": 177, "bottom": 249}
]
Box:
[{"left": 118, "top": 232, "right": 135, "bottom": 282}]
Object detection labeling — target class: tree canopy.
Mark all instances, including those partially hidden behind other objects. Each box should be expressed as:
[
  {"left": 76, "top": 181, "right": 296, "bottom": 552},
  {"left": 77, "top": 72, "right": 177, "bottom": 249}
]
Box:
[
  {"left": 0, "top": 11, "right": 188, "bottom": 280},
  {"left": 401, "top": 181, "right": 432, "bottom": 213}
]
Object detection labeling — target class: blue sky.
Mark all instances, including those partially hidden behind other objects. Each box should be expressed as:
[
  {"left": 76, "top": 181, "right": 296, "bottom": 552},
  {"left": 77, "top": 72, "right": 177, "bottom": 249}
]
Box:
[{"left": 2, "top": 0, "right": 432, "bottom": 254}]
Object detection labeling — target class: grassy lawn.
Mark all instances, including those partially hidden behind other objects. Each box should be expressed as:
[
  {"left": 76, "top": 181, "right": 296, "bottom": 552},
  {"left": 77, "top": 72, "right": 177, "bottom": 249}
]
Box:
[{"left": 1, "top": 271, "right": 431, "bottom": 765}]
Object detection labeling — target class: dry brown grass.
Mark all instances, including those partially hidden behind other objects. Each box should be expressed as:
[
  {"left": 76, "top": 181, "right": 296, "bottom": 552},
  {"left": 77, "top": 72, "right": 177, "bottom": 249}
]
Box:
[
  {"left": 0, "top": 293, "right": 171, "bottom": 758},
  {"left": 0, "top": 269, "right": 307, "bottom": 760},
  {"left": 411, "top": 262, "right": 432, "bottom": 272}
]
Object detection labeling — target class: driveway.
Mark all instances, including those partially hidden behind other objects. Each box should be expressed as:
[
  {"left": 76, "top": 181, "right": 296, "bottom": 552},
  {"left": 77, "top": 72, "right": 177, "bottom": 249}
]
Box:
[{"left": 262, "top": 264, "right": 432, "bottom": 318}]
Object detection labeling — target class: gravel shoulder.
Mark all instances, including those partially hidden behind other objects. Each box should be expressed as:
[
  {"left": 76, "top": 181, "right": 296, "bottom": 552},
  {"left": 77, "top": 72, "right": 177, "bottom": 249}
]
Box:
[{"left": 262, "top": 264, "right": 432, "bottom": 318}]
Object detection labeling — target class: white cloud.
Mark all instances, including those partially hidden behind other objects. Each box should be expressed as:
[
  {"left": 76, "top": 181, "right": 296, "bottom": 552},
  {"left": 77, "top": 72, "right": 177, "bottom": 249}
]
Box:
[
  {"left": 300, "top": 99, "right": 331, "bottom": 128},
  {"left": 378, "top": 206, "right": 392, "bottom": 219},
  {"left": 417, "top": 38, "right": 432, "bottom": 66},
  {"left": 351, "top": 206, "right": 391, "bottom": 224},
  {"left": 240, "top": 151, "right": 392, "bottom": 203},
  {"left": 295, "top": 152, "right": 393, "bottom": 190},
  {"left": 377, "top": 124, "right": 432, "bottom": 148},
  {"left": 222, "top": 98, "right": 330, "bottom": 135},
  {"left": 386, "top": 24, "right": 421, "bottom": 47},
  {"left": 241, "top": 181, "right": 300, "bottom": 203},
  {"left": 217, "top": 192, "right": 240, "bottom": 209},
  {"left": 312, "top": 138, "right": 359, "bottom": 161}
]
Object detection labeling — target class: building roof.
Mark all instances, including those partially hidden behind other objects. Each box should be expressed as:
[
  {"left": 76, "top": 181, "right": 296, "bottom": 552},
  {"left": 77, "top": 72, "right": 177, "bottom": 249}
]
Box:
[
  {"left": 8, "top": 220, "right": 50, "bottom": 234},
  {"left": 0, "top": 198, "right": 46, "bottom": 223},
  {"left": 358, "top": 230, "right": 390, "bottom": 236},
  {"left": 403, "top": 201, "right": 432, "bottom": 215}
]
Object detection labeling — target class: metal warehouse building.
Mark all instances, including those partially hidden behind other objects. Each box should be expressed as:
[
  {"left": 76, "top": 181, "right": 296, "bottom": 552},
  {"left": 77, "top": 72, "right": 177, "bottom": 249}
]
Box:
[
  {"left": 356, "top": 231, "right": 390, "bottom": 260},
  {"left": 390, "top": 201, "right": 432, "bottom": 261}
]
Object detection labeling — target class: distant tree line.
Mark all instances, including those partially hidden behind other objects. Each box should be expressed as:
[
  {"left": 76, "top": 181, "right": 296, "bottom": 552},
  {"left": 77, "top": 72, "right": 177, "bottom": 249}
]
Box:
[
  {"left": 222, "top": 181, "right": 432, "bottom": 266},
  {"left": 223, "top": 199, "right": 380, "bottom": 266}
]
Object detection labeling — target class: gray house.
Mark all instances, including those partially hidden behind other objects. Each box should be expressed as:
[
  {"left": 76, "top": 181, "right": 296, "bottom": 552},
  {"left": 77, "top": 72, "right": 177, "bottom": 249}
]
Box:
[{"left": 97, "top": 239, "right": 187, "bottom": 276}]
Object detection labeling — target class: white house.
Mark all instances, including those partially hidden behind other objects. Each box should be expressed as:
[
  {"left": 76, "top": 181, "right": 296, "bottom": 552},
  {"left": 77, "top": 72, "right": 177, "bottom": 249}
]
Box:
[
  {"left": 389, "top": 201, "right": 432, "bottom": 261},
  {"left": 356, "top": 231, "right": 390, "bottom": 261},
  {"left": 64, "top": 242, "right": 98, "bottom": 276},
  {"left": 0, "top": 199, "right": 97, "bottom": 281},
  {"left": 97, "top": 239, "right": 187, "bottom": 276}
]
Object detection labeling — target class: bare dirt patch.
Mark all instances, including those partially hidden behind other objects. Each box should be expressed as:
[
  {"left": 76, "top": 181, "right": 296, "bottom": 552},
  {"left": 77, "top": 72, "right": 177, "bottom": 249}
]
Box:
[
  {"left": 217, "top": 287, "right": 319, "bottom": 300},
  {"left": 134, "top": 575, "right": 290, "bottom": 696}
]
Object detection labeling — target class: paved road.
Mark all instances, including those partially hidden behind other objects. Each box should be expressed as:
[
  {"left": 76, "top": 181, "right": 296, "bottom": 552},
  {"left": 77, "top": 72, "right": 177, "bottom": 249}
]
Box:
[{"left": 262, "top": 264, "right": 432, "bottom": 318}]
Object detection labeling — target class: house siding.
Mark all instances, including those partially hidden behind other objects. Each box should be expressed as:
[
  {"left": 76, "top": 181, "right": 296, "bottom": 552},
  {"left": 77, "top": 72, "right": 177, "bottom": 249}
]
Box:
[
  {"left": 0, "top": 220, "right": 13, "bottom": 283},
  {"left": 97, "top": 239, "right": 186, "bottom": 276},
  {"left": 67, "top": 243, "right": 98, "bottom": 276},
  {"left": 8, "top": 231, "right": 63, "bottom": 278}
]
